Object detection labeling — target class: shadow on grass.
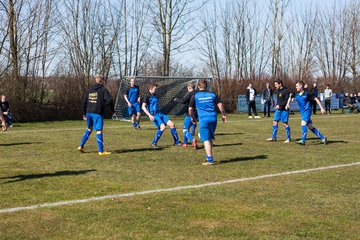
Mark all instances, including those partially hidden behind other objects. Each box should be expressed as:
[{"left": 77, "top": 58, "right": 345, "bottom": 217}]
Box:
[
  {"left": 216, "top": 132, "right": 244, "bottom": 136},
  {"left": 113, "top": 146, "right": 168, "bottom": 154},
  {"left": 295, "top": 137, "right": 348, "bottom": 145},
  {"left": 0, "top": 142, "right": 44, "bottom": 147},
  {"left": 197, "top": 142, "right": 243, "bottom": 150},
  {"left": 218, "top": 155, "right": 268, "bottom": 164},
  {"left": 1, "top": 169, "right": 97, "bottom": 184}
]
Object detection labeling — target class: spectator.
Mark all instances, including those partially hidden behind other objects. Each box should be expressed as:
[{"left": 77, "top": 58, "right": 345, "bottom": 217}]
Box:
[
  {"left": 310, "top": 82, "right": 318, "bottom": 114},
  {"left": 262, "top": 83, "right": 274, "bottom": 118},
  {"left": 357, "top": 92, "right": 360, "bottom": 113},
  {"left": 1, "top": 95, "right": 13, "bottom": 127},
  {"left": 323, "top": 84, "right": 333, "bottom": 114},
  {"left": 342, "top": 92, "right": 356, "bottom": 113},
  {"left": 246, "top": 83, "right": 261, "bottom": 119}
]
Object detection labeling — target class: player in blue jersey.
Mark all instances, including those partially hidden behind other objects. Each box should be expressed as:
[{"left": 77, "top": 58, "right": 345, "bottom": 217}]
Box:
[
  {"left": 142, "top": 82, "right": 181, "bottom": 147},
  {"left": 289, "top": 81, "right": 327, "bottom": 145},
  {"left": 174, "top": 82, "right": 198, "bottom": 149},
  {"left": 124, "top": 77, "right": 141, "bottom": 129},
  {"left": 78, "top": 74, "right": 114, "bottom": 155},
  {"left": 267, "top": 79, "right": 291, "bottom": 143},
  {"left": 189, "top": 79, "right": 227, "bottom": 165}
]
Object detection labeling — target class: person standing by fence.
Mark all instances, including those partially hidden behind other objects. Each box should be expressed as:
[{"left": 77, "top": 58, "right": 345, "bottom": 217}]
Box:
[{"left": 323, "top": 84, "right": 333, "bottom": 114}]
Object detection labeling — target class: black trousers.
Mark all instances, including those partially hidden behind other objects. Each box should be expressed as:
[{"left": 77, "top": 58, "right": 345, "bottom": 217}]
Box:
[
  {"left": 311, "top": 100, "right": 317, "bottom": 114},
  {"left": 325, "top": 99, "right": 331, "bottom": 113},
  {"left": 248, "top": 101, "right": 258, "bottom": 116},
  {"left": 264, "top": 101, "right": 271, "bottom": 117}
]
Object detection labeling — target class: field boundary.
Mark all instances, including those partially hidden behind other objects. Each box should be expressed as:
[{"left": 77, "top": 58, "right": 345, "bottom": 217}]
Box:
[{"left": 1, "top": 162, "right": 359, "bottom": 214}]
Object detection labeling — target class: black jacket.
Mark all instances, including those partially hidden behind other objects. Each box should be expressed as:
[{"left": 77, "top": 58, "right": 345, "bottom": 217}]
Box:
[
  {"left": 175, "top": 91, "right": 196, "bottom": 116},
  {"left": 276, "top": 87, "right": 290, "bottom": 110},
  {"left": 262, "top": 88, "right": 273, "bottom": 102},
  {"left": 82, "top": 84, "right": 114, "bottom": 115},
  {"left": 0, "top": 101, "right": 10, "bottom": 112},
  {"left": 245, "top": 87, "right": 257, "bottom": 102}
]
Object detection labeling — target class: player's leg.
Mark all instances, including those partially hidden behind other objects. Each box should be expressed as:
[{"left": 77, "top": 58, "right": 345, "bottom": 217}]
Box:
[
  {"left": 267, "top": 110, "right": 281, "bottom": 141},
  {"left": 201, "top": 121, "right": 217, "bottom": 165},
  {"left": 151, "top": 115, "right": 165, "bottom": 147},
  {"left": 134, "top": 103, "right": 141, "bottom": 129},
  {"left": 282, "top": 110, "right": 291, "bottom": 143},
  {"left": 307, "top": 120, "right": 327, "bottom": 144},
  {"left": 183, "top": 115, "right": 197, "bottom": 149},
  {"left": 93, "top": 115, "right": 111, "bottom": 155},
  {"left": 78, "top": 113, "right": 93, "bottom": 152},
  {"left": 166, "top": 116, "right": 180, "bottom": 145}
]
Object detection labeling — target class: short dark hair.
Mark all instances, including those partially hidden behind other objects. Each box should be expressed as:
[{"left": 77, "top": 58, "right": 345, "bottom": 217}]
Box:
[
  {"left": 296, "top": 80, "right": 305, "bottom": 86},
  {"left": 274, "top": 79, "right": 283, "bottom": 85},
  {"left": 149, "top": 82, "right": 158, "bottom": 88},
  {"left": 198, "top": 79, "right": 208, "bottom": 89}
]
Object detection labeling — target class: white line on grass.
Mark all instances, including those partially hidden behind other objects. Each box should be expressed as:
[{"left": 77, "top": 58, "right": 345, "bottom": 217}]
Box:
[{"left": 1, "top": 162, "right": 359, "bottom": 214}]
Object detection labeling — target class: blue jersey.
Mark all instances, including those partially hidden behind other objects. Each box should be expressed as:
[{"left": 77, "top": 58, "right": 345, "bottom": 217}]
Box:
[
  {"left": 144, "top": 93, "right": 160, "bottom": 115},
  {"left": 294, "top": 90, "right": 313, "bottom": 114},
  {"left": 190, "top": 91, "right": 220, "bottom": 122},
  {"left": 126, "top": 85, "right": 140, "bottom": 104}
]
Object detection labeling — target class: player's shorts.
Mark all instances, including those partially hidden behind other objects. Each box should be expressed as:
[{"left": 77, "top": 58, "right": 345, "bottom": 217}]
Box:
[
  {"left": 128, "top": 102, "right": 141, "bottom": 115},
  {"left": 273, "top": 110, "right": 289, "bottom": 123},
  {"left": 152, "top": 113, "right": 170, "bottom": 129},
  {"left": 183, "top": 115, "right": 196, "bottom": 130},
  {"left": 86, "top": 113, "right": 103, "bottom": 131},
  {"left": 199, "top": 120, "right": 217, "bottom": 142},
  {"left": 301, "top": 110, "right": 312, "bottom": 124}
]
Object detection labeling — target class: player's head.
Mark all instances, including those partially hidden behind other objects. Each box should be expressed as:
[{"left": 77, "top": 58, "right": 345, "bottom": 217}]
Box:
[
  {"left": 198, "top": 79, "right": 208, "bottom": 90},
  {"left": 248, "top": 83, "right": 252, "bottom": 88},
  {"left": 296, "top": 80, "right": 305, "bottom": 92},
  {"left": 274, "top": 79, "right": 283, "bottom": 89},
  {"left": 130, "top": 77, "right": 135, "bottom": 87},
  {"left": 95, "top": 74, "right": 105, "bottom": 84},
  {"left": 1, "top": 95, "right": 5, "bottom": 102},
  {"left": 149, "top": 82, "right": 158, "bottom": 94},
  {"left": 187, "top": 82, "right": 195, "bottom": 92},
  {"left": 313, "top": 82, "right": 317, "bottom": 87},
  {"left": 266, "top": 83, "right": 270, "bottom": 88}
]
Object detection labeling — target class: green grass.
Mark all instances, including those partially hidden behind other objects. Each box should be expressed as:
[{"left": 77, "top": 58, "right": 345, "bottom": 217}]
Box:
[{"left": 0, "top": 112, "right": 359, "bottom": 239}]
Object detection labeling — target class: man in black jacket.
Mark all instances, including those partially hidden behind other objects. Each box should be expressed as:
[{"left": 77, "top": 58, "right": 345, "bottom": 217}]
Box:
[
  {"left": 310, "top": 82, "right": 318, "bottom": 114},
  {"left": 78, "top": 74, "right": 114, "bottom": 155},
  {"left": 262, "top": 83, "right": 273, "bottom": 117},
  {"left": 1, "top": 95, "right": 12, "bottom": 127}
]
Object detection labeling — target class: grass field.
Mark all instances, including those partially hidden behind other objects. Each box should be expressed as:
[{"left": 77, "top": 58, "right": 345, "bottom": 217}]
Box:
[{"left": 0, "top": 112, "right": 359, "bottom": 239}]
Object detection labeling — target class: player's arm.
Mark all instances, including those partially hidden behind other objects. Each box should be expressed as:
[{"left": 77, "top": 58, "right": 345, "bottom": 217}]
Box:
[
  {"left": 82, "top": 92, "right": 88, "bottom": 120},
  {"left": 314, "top": 97, "right": 326, "bottom": 114},
  {"left": 215, "top": 96, "right": 227, "bottom": 122},
  {"left": 0, "top": 109, "right": 5, "bottom": 131},
  {"left": 188, "top": 95, "right": 196, "bottom": 123},
  {"left": 141, "top": 99, "right": 154, "bottom": 121},
  {"left": 285, "top": 91, "right": 292, "bottom": 110},
  {"left": 124, "top": 90, "right": 131, "bottom": 107}
]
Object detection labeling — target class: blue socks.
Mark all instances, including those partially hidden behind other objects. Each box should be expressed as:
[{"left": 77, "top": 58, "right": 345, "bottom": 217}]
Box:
[
  {"left": 285, "top": 126, "right": 291, "bottom": 140},
  {"left": 301, "top": 125, "right": 308, "bottom": 142},
  {"left": 171, "top": 128, "right": 180, "bottom": 144},
  {"left": 206, "top": 155, "right": 213, "bottom": 163},
  {"left": 191, "top": 123, "right": 197, "bottom": 135},
  {"left": 152, "top": 129, "right": 164, "bottom": 145},
  {"left": 96, "top": 133, "right": 104, "bottom": 153},
  {"left": 272, "top": 125, "right": 278, "bottom": 140},
  {"left": 311, "top": 127, "right": 325, "bottom": 140},
  {"left": 80, "top": 129, "right": 91, "bottom": 147},
  {"left": 184, "top": 130, "right": 194, "bottom": 142}
]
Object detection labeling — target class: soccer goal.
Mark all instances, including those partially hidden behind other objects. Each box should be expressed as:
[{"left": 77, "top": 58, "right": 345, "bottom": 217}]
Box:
[{"left": 113, "top": 76, "right": 214, "bottom": 120}]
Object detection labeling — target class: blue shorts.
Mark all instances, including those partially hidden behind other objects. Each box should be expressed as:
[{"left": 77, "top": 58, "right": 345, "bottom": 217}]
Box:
[
  {"left": 183, "top": 115, "right": 196, "bottom": 130},
  {"left": 128, "top": 102, "right": 141, "bottom": 116},
  {"left": 199, "top": 121, "right": 217, "bottom": 142},
  {"left": 273, "top": 110, "right": 289, "bottom": 123},
  {"left": 152, "top": 113, "right": 170, "bottom": 129},
  {"left": 301, "top": 110, "right": 312, "bottom": 124},
  {"left": 86, "top": 113, "right": 104, "bottom": 131}
]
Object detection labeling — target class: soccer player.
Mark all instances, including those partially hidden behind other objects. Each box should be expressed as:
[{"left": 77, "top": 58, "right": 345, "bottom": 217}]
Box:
[
  {"left": 189, "top": 79, "right": 227, "bottom": 165},
  {"left": 78, "top": 74, "right": 114, "bottom": 155},
  {"left": 289, "top": 81, "right": 327, "bottom": 145},
  {"left": 174, "top": 82, "right": 198, "bottom": 149},
  {"left": 1, "top": 95, "right": 13, "bottom": 127},
  {"left": 124, "top": 77, "right": 141, "bottom": 129},
  {"left": 142, "top": 82, "right": 181, "bottom": 147},
  {"left": 267, "top": 79, "right": 291, "bottom": 143}
]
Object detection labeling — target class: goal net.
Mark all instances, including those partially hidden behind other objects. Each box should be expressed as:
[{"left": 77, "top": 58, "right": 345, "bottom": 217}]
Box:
[{"left": 113, "top": 76, "right": 214, "bottom": 120}]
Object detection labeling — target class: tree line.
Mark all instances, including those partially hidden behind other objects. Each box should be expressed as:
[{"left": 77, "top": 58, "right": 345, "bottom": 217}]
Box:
[{"left": 0, "top": 0, "right": 359, "bottom": 121}]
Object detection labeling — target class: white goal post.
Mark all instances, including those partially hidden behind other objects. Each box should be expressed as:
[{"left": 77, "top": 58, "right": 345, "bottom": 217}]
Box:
[{"left": 113, "top": 76, "right": 214, "bottom": 120}]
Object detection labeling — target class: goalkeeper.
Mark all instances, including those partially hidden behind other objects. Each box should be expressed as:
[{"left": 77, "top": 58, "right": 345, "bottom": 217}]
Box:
[
  {"left": 142, "top": 82, "right": 181, "bottom": 147},
  {"left": 174, "top": 82, "right": 198, "bottom": 149}
]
